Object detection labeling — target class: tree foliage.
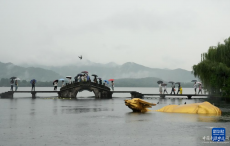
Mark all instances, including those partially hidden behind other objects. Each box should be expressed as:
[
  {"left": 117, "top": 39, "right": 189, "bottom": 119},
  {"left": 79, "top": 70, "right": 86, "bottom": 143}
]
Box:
[{"left": 193, "top": 37, "right": 230, "bottom": 97}]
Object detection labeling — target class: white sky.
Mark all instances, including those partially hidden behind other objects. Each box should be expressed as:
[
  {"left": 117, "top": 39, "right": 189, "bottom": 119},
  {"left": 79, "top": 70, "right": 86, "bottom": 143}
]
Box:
[{"left": 0, "top": 0, "right": 230, "bottom": 70}]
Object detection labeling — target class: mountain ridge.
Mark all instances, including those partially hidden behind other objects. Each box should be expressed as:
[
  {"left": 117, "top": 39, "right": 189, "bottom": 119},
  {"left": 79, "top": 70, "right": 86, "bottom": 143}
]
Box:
[{"left": 0, "top": 61, "right": 196, "bottom": 82}]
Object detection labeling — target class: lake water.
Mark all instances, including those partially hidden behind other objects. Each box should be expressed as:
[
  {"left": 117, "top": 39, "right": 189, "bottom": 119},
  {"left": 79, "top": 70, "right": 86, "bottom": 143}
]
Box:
[{"left": 0, "top": 87, "right": 229, "bottom": 146}]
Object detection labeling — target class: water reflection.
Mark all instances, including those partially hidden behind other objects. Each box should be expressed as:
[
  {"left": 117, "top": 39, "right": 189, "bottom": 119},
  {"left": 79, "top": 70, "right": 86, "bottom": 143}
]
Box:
[
  {"left": 170, "top": 98, "right": 175, "bottom": 104},
  {"left": 197, "top": 114, "right": 221, "bottom": 122},
  {"left": 125, "top": 112, "right": 152, "bottom": 123},
  {"left": 59, "top": 107, "right": 114, "bottom": 114}
]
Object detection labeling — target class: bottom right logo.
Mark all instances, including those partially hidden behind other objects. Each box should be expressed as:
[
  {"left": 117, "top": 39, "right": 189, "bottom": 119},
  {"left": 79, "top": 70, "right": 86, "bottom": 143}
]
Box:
[{"left": 212, "top": 128, "right": 226, "bottom": 142}]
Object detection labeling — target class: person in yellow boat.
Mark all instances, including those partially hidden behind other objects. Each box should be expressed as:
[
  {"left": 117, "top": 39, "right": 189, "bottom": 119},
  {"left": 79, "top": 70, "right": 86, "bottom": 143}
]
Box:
[{"left": 179, "top": 86, "right": 183, "bottom": 94}]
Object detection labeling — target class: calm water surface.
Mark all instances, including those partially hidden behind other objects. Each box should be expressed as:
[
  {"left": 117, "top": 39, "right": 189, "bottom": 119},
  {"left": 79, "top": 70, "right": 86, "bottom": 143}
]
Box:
[{"left": 0, "top": 87, "right": 229, "bottom": 146}]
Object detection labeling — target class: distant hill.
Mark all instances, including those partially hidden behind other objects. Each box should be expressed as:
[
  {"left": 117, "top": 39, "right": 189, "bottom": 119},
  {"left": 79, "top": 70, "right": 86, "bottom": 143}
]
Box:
[
  {"left": 1, "top": 60, "right": 197, "bottom": 82},
  {"left": 0, "top": 62, "right": 62, "bottom": 81},
  {"left": 34, "top": 61, "right": 196, "bottom": 82}
]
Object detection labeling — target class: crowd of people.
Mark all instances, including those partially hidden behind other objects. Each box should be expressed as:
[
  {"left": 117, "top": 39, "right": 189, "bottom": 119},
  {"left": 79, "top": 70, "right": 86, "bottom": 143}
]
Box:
[
  {"left": 64, "top": 74, "right": 114, "bottom": 89},
  {"left": 10, "top": 76, "right": 203, "bottom": 95},
  {"left": 158, "top": 81, "right": 203, "bottom": 95},
  {"left": 10, "top": 73, "right": 114, "bottom": 91},
  {"left": 158, "top": 83, "right": 182, "bottom": 95}
]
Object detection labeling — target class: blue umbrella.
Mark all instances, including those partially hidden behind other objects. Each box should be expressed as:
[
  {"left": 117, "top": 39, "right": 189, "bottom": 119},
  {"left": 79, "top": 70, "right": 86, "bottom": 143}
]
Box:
[
  {"left": 104, "top": 80, "right": 109, "bottom": 84},
  {"left": 30, "top": 79, "right": 36, "bottom": 84},
  {"left": 59, "top": 79, "right": 65, "bottom": 81}
]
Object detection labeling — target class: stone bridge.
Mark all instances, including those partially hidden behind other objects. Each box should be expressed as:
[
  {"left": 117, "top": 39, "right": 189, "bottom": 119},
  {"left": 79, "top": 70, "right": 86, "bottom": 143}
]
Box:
[{"left": 59, "top": 82, "right": 112, "bottom": 99}]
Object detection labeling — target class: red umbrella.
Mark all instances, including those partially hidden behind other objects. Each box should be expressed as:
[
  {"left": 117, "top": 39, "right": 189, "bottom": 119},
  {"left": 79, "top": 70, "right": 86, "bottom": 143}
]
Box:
[
  {"left": 108, "top": 79, "right": 114, "bottom": 81},
  {"left": 81, "top": 71, "right": 88, "bottom": 74}
]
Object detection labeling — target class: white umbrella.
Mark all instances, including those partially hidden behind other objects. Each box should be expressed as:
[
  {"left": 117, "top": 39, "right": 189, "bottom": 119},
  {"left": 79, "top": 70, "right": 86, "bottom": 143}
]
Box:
[
  {"left": 15, "top": 78, "right": 20, "bottom": 80},
  {"left": 196, "top": 82, "right": 202, "bottom": 85}
]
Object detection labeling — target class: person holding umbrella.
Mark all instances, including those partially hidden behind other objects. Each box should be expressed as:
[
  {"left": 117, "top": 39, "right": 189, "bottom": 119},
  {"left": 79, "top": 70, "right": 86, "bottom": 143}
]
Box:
[
  {"left": 157, "top": 81, "right": 163, "bottom": 94},
  {"left": 77, "top": 74, "right": 81, "bottom": 82},
  {"left": 169, "top": 82, "right": 175, "bottom": 95},
  {"left": 66, "top": 76, "right": 72, "bottom": 84},
  {"left": 98, "top": 78, "right": 102, "bottom": 85},
  {"left": 53, "top": 80, "right": 58, "bottom": 91},
  {"left": 31, "top": 79, "right": 36, "bottom": 91},
  {"left": 179, "top": 86, "right": 183, "bottom": 94},
  {"left": 59, "top": 79, "right": 65, "bottom": 87},
  {"left": 9, "top": 77, "right": 16, "bottom": 91},
  {"left": 94, "top": 77, "right": 97, "bottom": 83},
  {"left": 198, "top": 83, "right": 202, "bottom": 94},
  {"left": 74, "top": 76, "right": 78, "bottom": 83},
  {"left": 108, "top": 79, "right": 114, "bottom": 90},
  {"left": 194, "top": 82, "right": 197, "bottom": 94},
  {"left": 15, "top": 78, "right": 20, "bottom": 91},
  {"left": 10, "top": 79, "right": 14, "bottom": 91},
  {"left": 162, "top": 84, "right": 168, "bottom": 94},
  {"left": 86, "top": 74, "right": 90, "bottom": 82},
  {"left": 81, "top": 74, "right": 85, "bottom": 82},
  {"left": 191, "top": 80, "right": 197, "bottom": 94},
  {"left": 111, "top": 81, "right": 114, "bottom": 91},
  {"left": 84, "top": 74, "right": 87, "bottom": 82},
  {"left": 81, "top": 71, "right": 88, "bottom": 82},
  {"left": 175, "top": 82, "right": 181, "bottom": 94},
  {"left": 104, "top": 80, "right": 109, "bottom": 87},
  {"left": 92, "top": 74, "right": 98, "bottom": 84},
  {"left": 159, "top": 84, "right": 162, "bottom": 94}
]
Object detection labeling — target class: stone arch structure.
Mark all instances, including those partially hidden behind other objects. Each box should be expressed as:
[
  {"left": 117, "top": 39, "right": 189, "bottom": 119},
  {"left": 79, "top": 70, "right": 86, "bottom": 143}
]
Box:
[{"left": 59, "top": 82, "right": 112, "bottom": 99}]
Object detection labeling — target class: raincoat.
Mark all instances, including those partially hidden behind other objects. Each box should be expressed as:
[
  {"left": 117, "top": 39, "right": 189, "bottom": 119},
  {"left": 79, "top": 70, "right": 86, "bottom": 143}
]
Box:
[{"left": 180, "top": 87, "right": 183, "bottom": 94}]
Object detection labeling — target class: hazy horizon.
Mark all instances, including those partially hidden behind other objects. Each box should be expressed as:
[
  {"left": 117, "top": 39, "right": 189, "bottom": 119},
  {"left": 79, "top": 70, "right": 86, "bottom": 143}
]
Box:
[
  {"left": 0, "top": 60, "right": 191, "bottom": 71},
  {"left": 1, "top": 0, "right": 230, "bottom": 70}
]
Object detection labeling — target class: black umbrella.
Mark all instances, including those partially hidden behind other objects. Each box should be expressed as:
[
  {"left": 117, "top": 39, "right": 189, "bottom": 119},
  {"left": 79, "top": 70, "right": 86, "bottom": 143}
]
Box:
[
  {"left": 161, "top": 83, "right": 167, "bottom": 86},
  {"left": 74, "top": 74, "right": 82, "bottom": 79},
  {"left": 191, "top": 80, "right": 197, "bottom": 82},
  {"left": 157, "top": 80, "right": 163, "bottom": 84},
  {"left": 168, "top": 81, "right": 174, "bottom": 84},
  {"left": 10, "top": 77, "right": 17, "bottom": 80},
  {"left": 91, "top": 74, "right": 98, "bottom": 77},
  {"left": 175, "top": 82, "right": 180, "bottom": 84},
  {"left": 66, "top": 76, "right": 72, "bottom": 79}
]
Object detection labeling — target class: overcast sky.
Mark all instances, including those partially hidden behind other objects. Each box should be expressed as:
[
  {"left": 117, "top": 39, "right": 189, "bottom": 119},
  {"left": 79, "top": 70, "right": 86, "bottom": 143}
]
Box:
[{"left": 0, "top": 0, "right": 230, "bottom": 70}]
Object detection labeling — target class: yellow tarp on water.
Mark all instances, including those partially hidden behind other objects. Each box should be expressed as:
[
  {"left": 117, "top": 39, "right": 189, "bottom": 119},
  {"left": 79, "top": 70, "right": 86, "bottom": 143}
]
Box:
[{"left": 156, "top": 101, "right": 221, "bottom": 115}]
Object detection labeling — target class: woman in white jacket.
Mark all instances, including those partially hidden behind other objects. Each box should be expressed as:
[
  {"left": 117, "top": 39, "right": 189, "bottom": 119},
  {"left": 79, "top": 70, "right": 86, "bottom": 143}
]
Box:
[{"left": 54, "top": 82, "right": 58, "bottom": 91}]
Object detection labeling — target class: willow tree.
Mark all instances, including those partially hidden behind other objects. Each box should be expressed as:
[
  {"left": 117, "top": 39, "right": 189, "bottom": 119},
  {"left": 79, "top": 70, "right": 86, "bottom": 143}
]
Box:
[{"left": 192, "top": 37, "right": 230, "bottom": 97}]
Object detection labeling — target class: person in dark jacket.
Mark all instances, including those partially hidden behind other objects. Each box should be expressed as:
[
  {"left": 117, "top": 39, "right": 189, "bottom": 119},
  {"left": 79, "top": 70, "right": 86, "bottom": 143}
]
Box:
[
  {"left": 15, "top": 80, "right": 18, "bottom": 91},
  {"left": 170, "top": 83, "right": 175, "bottom": 95},
  {"left": 10, "top": 79, "right": 14, "bottom": 91},
  {"left": 99, "top": 79, "right": 102, "bottom": 85},
  {"left": 31, "top": 80, "right": 35, "bottom": 91},
  {"left": 75, "top": 76, "right": 78, "bottom": 83},
  {"left": 177, "top": 84, "right": 180, "bottom": 94},
  {"left": 93, "top": 77, "right": 98, "bottom": 84}
]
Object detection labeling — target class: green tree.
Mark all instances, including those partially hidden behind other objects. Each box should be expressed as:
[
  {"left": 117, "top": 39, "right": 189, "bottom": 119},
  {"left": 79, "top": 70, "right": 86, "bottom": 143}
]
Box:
[{"left": 193, "top": 37, "right": 230, "bottom": 98}]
